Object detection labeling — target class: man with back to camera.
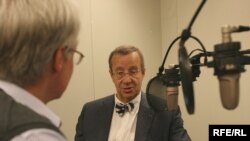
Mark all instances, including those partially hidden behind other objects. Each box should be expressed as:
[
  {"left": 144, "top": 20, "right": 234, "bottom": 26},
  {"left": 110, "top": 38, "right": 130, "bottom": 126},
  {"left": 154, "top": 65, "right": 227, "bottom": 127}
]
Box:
[
  {"left": 0, "top": 0, "right": 83, "bottom": 140},
  {"left": 75, "top": 45, "right": 191, "bottom": 141}
]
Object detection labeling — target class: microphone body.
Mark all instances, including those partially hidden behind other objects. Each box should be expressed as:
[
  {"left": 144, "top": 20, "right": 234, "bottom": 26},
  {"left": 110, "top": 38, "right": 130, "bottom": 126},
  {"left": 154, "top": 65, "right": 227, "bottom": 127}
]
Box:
[
  {"left": 166, "top": 86, "right": 179, "bottom": 111},
  {"left": 213, "top": 25, "right": 246, "bottom": 109},
  {"left": 218, "top": 74, "right": 240, "bottom": 109},
  {"left": 163, "top": 65, "right": 180, "bottom": 111}
]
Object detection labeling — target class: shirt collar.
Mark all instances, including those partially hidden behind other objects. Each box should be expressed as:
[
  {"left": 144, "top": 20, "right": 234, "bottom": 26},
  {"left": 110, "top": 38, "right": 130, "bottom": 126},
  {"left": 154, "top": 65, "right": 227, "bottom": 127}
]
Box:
[{"left": 0, "top": 80, "right": 61, "bottom": 127}]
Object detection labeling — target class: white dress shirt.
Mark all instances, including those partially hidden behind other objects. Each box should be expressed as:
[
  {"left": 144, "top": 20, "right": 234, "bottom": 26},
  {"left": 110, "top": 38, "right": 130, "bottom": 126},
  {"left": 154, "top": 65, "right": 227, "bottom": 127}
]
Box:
[
  {"left": 108, "top": 92, "right": 141, "bottom": 141},
  {"left": 0, "top": 80, "right": 66, "bottom": 141}
]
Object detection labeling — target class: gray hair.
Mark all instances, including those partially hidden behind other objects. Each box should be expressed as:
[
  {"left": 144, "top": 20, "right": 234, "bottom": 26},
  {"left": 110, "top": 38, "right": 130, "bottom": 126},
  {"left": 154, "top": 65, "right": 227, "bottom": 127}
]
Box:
[
  {"left": 0, "top": 0, "right": 80, "bottom": 86},
  {"left": 108, "top": 45, "right": 145, "bottom": 72}
]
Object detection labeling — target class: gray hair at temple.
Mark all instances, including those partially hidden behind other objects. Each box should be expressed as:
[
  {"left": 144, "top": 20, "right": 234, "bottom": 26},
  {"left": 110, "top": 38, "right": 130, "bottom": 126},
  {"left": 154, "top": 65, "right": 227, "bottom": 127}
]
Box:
[
  {"left": 0, "top": 0, "right": 80, "bottom": 86},
  {"left": 108, "top": 45, "right": 145, "bottom": 72}
]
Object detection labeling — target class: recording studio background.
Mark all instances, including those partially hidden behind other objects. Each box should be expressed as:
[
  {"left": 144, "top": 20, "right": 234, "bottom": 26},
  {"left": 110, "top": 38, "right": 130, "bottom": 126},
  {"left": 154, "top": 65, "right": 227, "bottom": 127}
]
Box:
[{"left": 48, "top": 0, "right": 250, "bottom": 140}]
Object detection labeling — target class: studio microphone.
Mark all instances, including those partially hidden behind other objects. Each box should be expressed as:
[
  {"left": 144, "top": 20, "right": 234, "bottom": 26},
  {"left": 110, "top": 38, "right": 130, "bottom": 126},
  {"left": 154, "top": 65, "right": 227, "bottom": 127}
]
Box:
[
  {"left": 146, "top": 64, "right": 180, "bottom": 112},
  {"left": 164, "top": 65, "right": 180, "bottom": 111},
  {"left": 214, "top": 25, "right": 249, "bottom": 109}
]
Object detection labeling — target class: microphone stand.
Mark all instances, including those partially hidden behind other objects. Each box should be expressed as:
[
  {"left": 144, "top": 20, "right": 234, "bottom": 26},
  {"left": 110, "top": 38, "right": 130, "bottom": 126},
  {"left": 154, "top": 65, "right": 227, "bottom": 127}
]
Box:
[{"left": 146, "top": 0, "right": 207, "bottom": 114}]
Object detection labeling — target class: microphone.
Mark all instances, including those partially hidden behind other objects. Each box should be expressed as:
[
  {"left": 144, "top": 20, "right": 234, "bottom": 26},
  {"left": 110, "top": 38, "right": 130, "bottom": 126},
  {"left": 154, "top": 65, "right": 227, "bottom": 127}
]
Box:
[
  {"left": 164, "top": 65, "right": 180, "bottom": 111},
  {"left": 166, "top": 86, "right": 178, "bottom": 111},
  {"left": 213, "top": 25, "right": 249, "bottom": 109},
  {"left": 218, "top": 74, "right": 240, "bottom": 109},
  {"left": 146, "top": 65, "right": 180, "bottom": 112}
]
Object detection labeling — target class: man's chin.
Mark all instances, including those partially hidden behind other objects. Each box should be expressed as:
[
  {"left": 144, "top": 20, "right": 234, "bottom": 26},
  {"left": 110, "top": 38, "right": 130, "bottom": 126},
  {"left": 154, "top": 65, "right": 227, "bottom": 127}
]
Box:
[{"left": 122, "top": 92, "right": 136, "bottom": 99}]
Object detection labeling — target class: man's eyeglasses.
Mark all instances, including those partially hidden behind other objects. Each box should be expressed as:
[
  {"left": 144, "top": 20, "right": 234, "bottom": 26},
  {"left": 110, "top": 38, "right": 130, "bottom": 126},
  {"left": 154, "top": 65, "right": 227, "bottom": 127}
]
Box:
[
  {"left": 112, "top": 68, "right": 140, "bottom": 79},
  {"left": 65, "top": 47, "right": 84, "bottom": 65}
]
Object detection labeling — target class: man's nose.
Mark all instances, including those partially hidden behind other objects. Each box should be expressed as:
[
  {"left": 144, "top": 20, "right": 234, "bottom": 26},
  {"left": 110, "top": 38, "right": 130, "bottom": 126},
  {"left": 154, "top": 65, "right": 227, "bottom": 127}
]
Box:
[{"left": 121, "top": 73, "right": 133, "bottom": 83}]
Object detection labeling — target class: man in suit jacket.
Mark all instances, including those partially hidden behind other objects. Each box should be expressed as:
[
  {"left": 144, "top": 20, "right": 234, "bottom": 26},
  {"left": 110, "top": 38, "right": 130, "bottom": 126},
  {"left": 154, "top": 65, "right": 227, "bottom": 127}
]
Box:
[{"left": 75, "top": 45, "right": 191, "bottom": 141}]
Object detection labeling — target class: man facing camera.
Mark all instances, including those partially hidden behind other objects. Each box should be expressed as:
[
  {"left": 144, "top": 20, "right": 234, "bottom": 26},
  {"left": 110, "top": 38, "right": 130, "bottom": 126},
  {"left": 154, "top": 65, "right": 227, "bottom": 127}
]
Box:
[{"left": 75, "top": 45, "right": 191, "bottom": 141}]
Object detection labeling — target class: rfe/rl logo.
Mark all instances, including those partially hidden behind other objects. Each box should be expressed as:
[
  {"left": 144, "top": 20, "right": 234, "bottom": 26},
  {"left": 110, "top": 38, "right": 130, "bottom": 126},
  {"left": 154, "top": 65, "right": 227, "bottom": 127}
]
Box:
[{"left": 213, "top": 129, "right": 247, "bottom": 136}]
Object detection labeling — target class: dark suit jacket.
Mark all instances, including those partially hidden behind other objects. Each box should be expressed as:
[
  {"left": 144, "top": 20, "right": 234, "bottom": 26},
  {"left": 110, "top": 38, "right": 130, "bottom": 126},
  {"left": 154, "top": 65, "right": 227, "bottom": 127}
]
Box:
[{"left": 75, "top": 93, "right": 191, "bottom": 141}]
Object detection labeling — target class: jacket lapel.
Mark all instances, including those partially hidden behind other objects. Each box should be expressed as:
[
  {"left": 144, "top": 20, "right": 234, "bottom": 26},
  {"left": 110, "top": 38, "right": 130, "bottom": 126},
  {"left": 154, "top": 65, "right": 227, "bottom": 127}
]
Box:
[
  {"left": 97, "top": 96, "right": 115, "bottom": 141},
  {"left": 135, "top": 93, "right": 154, "bottom": 141}
]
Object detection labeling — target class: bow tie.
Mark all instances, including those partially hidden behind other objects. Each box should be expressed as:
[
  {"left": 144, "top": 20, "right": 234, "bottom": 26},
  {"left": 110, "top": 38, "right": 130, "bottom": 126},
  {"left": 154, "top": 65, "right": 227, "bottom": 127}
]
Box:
[{"left": 115, "top": 102, "right": 134, "bottom": 117}]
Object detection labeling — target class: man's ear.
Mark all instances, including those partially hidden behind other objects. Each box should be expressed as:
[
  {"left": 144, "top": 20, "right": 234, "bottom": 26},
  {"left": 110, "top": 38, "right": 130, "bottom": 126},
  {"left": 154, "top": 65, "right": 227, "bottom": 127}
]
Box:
[{"left": 53, "top": 47, "right": 65, "bottom": 72}]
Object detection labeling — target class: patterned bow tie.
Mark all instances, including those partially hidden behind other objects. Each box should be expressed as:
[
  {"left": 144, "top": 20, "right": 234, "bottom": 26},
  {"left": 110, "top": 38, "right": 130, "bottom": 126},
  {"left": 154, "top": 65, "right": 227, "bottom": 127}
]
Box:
[{"left": 115, "top": 102, "right": 134, "bottom": 117}]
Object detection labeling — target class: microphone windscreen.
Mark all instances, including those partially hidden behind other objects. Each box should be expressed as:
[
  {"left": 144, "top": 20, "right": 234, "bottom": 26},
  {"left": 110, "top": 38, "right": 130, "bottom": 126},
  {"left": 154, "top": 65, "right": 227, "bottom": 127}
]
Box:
[
  {"left": 179, "top": 45, "right": 195, "bottom": 114},
  {"left": 146, "top": 76, "right": 168, "bottom": 111}
]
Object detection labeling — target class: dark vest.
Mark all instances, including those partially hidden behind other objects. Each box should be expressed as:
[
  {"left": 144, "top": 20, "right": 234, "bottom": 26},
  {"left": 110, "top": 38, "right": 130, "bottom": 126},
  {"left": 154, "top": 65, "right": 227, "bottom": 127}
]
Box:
[{"left": 0, "top": 90, "right": 64, "bottom": 141}]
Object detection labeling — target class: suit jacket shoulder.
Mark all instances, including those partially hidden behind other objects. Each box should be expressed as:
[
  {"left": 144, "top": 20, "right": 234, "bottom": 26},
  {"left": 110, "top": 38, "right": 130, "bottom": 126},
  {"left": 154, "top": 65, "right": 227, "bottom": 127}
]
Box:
[
  {"left": 75, "top": 95, "right": 115, "bottom": 141},
  {"left": 137, "top": 92, "right": 191, "bottom": 141}
]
